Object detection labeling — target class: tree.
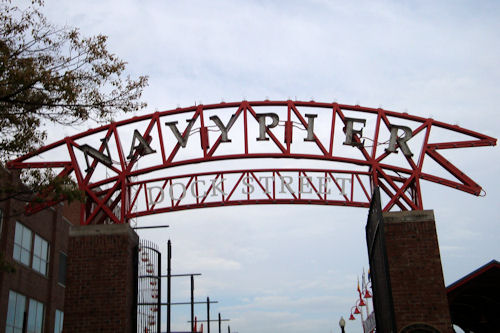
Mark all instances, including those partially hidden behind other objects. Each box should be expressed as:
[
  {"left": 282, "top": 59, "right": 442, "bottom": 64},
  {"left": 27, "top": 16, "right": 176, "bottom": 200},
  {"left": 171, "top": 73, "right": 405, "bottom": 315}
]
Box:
[
  {"left": 0, "top": 0, "right": 148, "bottom": 197},
  {"left": 0, "top": 0, "right": 148, "bottom": 270},
  {"left": 0, "top": 0, "right": 148, "bottom": 162}
]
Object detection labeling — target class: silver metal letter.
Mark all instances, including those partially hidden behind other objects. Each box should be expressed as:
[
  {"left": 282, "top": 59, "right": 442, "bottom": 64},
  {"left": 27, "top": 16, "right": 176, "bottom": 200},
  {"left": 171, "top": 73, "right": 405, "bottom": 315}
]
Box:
[
  {"left": 336, "top": 177, "right": 351, "bottom": 196},
  {"left": 242, "top": 175, "right": 255, "bottom": 195},
  {"left": 343, "top": 117, "right": 366, "bottom": 147},
  {"left": 209, "top": 114, "right": 238, "bottom": 143},
  {"left": 279, "top": 175, "right": 295, "bottom": 195},
  {"left": 256, "top": 113, "right": 280, "bottom": 141},
  {"left": 127, "top": 129, "right": 156, "bottom": 160},
  {"left": 169, "top": 182, "right": 187, "bottom": 201},
  {"left": 80, "top": 138, "right": 112, "bottom": 172},
  {"left": 165, "top": 119, "right": 196, "bottom": 148},
  {"left": 258, "top": 176, "right": 274, "bottom": 195},
  {"left": 147, "top": 186, "right": 165, "bottom": 205},
  {"left": 298, "top": 176, "right": 313, "bottom": 194},
  {"left": 210, "top": 177, "right": 227, "bottom": 197},
  {"left": 190, "top": 179, "right": 206, "bottom": 200},
  {"left": 385, "top": 125, "right": 414, "bottom": 157},
  {"left": 191, "top": 179, "right": 207, "bottom": 199},
  {"left": 304, "top": 114, "right": 318, "bottom": 142},
  {"left": 316, "top": 176, "right": 332, "bottom": 195}
]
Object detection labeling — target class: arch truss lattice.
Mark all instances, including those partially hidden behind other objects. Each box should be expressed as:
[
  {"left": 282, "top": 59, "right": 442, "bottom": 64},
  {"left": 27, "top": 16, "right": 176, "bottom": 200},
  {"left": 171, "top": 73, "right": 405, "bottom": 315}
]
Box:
[{"left": 7, "top": 100, "right": 496, "bottom": 224}]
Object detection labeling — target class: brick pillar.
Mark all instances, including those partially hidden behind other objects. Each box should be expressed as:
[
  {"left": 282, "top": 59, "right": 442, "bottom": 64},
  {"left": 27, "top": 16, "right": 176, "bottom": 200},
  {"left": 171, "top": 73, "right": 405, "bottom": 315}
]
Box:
[
  {"left": 383, "top": 210, "right": 452, "bottom": 333},
  {"left": 63, "top": 224, "right": 138, "bottom": 333}
]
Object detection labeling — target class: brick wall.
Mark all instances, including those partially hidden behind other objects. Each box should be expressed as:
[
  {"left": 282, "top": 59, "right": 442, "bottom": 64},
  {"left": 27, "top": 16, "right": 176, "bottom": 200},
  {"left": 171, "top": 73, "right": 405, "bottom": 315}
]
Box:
[
  {"left": 0, "top": 166, "right": 72, "bottom": 333},
  {"left": 62, "top": 200, "right": 81, "bottom": 226},
  {"left": 383, "top": 210, "right": 452, "bottom": 333},
  {"left": 63, "top": 224, "right": 139, "bottom": 333}
]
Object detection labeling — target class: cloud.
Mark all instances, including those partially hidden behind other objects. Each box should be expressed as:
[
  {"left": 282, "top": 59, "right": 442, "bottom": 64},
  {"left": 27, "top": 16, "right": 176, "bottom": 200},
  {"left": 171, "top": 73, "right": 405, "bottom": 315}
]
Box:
[{"left": 38, "top": 1, "right": 500, "bottom": 332}]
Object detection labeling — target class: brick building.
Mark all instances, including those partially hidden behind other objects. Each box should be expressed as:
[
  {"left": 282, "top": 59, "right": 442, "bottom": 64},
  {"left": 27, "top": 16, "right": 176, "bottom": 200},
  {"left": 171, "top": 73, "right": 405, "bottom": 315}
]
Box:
[
  {"left": 0, "top": 167, "right": 79, "bottom": 333},
  {"left": 447, "top": 260, "right": 500, "bottom": 332}
]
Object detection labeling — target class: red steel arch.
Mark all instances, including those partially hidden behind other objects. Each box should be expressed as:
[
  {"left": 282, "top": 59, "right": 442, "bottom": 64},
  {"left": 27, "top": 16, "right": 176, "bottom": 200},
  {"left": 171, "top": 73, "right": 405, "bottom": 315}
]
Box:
[{"left": 7, "top": 100, "right": 496, "bottom": 224}]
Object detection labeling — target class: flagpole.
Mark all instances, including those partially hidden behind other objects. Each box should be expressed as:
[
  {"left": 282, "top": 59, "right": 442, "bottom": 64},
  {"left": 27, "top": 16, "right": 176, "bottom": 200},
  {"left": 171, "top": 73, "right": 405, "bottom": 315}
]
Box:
[
  {"left": 365, "top": 289, "right": 371, "bottom": 316},
  {"left": 362, "top": 269, "right": 371, "bottom": 317},
  {"left": 359, "top": 299, "right": 366, "bottom": 333},
  {"left": 357, "top": 277, "right": 366, "bottom": 333},
  {"left": 365, "top": 301, "right": 370, "bottom": 319}
]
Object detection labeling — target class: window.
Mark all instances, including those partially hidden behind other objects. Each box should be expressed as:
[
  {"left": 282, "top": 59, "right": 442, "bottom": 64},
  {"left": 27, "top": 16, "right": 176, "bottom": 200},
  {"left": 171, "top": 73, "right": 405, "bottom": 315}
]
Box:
[
  {"left": 12, "top": 222, "right": 51, "bottom": 276},
  {"left": 58, "top": 252, "right": 67, "bottom": 286},
  {"left": 32, "top": 235, "right": 49, "bottom": 276},
  {"left": 54, "top": 310, "right": 64, "bottom": 333},
  {"left": 27, "top": 299, "right": 44, "bottom": 333},
  {"left": 6, "top": 292, "right": 46, "bottom": 333},
  {"left": 6, "top": 290, "right": 26, "bottom": 333},
  {"left": 13, "top": 222, "right": 32, "bottom": 266}
]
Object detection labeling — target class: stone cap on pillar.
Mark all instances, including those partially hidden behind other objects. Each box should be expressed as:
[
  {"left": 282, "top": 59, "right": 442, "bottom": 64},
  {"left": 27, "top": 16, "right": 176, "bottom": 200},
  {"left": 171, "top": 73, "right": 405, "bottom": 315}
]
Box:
[
  {"left": 382, "top": 210, "right": 434, "bottom": 224},
  {"left": 69, "top": 223, "right": 139, "bottom": 244}
]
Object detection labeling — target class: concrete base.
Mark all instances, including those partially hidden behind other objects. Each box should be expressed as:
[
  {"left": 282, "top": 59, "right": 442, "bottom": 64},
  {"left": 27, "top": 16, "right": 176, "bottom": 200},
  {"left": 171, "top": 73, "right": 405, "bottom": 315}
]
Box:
[
  {"left": 63, "top": 224, "right": 138, "bottom": 333},
  {"left": 383, "top": 210, "right": 453, "bottom": 333}
]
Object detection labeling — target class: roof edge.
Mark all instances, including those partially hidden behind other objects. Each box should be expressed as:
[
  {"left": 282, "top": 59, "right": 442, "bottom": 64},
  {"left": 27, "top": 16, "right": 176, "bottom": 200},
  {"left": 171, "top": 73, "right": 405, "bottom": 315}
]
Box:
[{"left": 447, "top": 259, "right": 500, "bottom": 293}]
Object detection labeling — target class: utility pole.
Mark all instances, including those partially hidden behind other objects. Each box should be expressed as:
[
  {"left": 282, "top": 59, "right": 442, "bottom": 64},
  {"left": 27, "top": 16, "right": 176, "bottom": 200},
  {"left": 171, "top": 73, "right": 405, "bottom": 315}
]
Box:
[
  {"left": 167, "top": 239, "right": 172, "bottom": 333},
  {"left": 191, "top": 275, "right": 195, "bottom": 333},
  {"left": 207, "top": 297, "right": 210, "bottom": 333}
]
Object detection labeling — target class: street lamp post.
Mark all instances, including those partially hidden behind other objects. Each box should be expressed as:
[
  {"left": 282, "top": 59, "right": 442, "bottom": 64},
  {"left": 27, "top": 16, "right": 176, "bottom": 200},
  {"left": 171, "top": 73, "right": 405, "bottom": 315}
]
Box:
[{"left": 339, "top": 316, "right": 346, "bottom": 333}]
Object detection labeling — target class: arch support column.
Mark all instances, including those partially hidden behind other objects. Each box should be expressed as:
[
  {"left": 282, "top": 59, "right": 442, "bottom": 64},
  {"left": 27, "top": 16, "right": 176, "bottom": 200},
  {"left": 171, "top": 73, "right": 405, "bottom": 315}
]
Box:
[
  {"left": 382, "top": 210, "right": 453, "bottom": 332},
  {"left": 63, "top": 224, "right": 139, "bottom": 332}
]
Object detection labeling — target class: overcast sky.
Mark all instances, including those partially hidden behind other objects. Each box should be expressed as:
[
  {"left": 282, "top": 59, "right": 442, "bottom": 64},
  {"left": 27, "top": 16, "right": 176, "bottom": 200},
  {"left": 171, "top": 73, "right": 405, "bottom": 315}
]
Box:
[{"left": 38, "top": 1, "right": 500, "bottom": 332}]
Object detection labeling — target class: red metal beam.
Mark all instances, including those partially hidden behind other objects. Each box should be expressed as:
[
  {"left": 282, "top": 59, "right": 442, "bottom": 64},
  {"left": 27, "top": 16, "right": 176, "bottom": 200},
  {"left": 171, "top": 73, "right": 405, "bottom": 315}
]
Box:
[{"left": 5, "top": 100, "right": 495, "bottom": 224}]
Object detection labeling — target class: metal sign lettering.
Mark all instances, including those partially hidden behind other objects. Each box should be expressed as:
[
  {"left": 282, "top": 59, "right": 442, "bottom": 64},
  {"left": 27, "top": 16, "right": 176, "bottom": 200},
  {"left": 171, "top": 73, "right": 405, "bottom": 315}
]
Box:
[{"left": 7, "top": 100, "right": 496, "bottom": 224}]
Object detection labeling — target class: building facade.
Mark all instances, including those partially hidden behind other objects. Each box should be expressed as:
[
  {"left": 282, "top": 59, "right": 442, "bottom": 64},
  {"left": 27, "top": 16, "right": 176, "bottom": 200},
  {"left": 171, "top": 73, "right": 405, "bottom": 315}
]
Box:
[{"left": 0, "top": 167, "right": 79, "bottom": 333}]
